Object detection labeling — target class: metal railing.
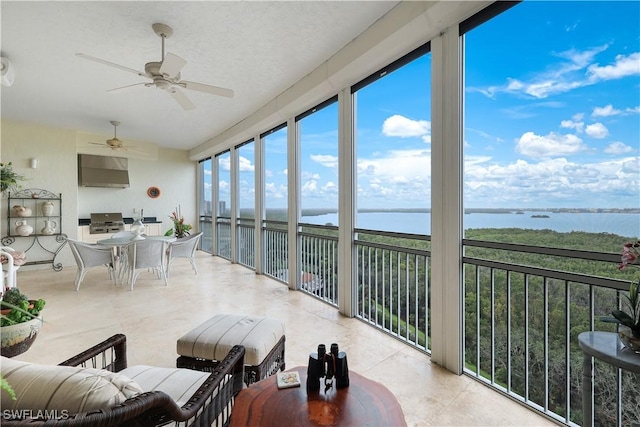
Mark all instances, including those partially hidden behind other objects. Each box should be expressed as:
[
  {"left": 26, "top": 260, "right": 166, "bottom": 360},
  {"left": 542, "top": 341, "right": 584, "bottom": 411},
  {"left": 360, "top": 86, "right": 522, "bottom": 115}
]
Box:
[
  {"left": 199, "top": 215, "right": 213, "bottom": 253},
  {"left": 262, "top": 220, "right": 288, "bottom": 283},
  {"left": 208, "top": 216, "right": 637, "bottom": 426},
  {"left": 354, "top": 229, "right": 431, "bottom": 352},
  {"left": 462, "top": 239, "right": 639, "bottom": 427},
  {"left": 215, "top": 217, "right": 231, "bottom": 260},
  {"left": 299, "top": 223, "right": 339, "bottom": 306},
  {"left": 237, "top": 219, "right": 255, "bottom": 269}
]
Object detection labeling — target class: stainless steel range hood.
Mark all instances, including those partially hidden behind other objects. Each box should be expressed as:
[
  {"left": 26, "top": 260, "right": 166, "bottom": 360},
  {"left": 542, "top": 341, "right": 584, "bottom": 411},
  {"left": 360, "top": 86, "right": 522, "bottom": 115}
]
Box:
[{"left": 78, "top": 154, "right": 130, "bottom": 188}]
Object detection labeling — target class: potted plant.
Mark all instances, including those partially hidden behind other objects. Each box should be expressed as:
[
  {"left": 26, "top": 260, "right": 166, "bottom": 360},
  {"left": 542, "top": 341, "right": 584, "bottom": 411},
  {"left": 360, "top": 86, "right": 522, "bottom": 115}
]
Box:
[
  {"left": 1, "top": 287, "right": 46, "bottom": 358},
  {"left": 601, "top": 241, "right": 640, "bottom": 351},
  {"left": 0, "top": 162, "right": 26, "bottom": 196},
  {"left": 165, "top": 205, "right": 192, "bottom": 238}
]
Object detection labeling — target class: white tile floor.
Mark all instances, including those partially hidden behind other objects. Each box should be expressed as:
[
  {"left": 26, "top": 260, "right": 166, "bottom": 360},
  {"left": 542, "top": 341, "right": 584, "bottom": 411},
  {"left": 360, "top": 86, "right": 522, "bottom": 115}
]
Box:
[{"left": 10, "top": 252, "right": 555, "bottom": 426}]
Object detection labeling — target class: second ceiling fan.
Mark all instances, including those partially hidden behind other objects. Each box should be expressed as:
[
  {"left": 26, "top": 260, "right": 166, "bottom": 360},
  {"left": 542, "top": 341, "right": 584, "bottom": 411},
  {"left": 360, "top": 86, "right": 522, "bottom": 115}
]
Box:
[{"left": 76, "top": 23, "right": 234, "bottom": 110}]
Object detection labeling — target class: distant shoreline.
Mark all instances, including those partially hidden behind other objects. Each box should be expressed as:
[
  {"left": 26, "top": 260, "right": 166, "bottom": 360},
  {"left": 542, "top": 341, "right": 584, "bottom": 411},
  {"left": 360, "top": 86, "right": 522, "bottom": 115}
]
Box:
[{"left": 295, "top": 207, "right": 640, "bottom": 217}]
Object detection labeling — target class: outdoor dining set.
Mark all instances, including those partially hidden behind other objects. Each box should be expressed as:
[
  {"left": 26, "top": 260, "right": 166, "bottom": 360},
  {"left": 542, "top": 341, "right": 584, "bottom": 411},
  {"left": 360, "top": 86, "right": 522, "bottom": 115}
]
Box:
[{"left": 66, "top": 231, "right": 202, "bottom": 291}]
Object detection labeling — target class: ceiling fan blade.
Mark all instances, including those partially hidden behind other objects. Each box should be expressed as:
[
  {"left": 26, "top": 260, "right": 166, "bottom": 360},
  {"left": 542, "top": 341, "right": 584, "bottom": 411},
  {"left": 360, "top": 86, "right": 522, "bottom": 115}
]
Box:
[
  {"left": 159, "top": 52, "right": 187, "bottom": 78},
  {"left": 181, "top": 80, "right": 234, "bottom": 98},
  {"left": 169, "top": 88, "right": 196, "bottom": 110},
  {"left": 107, "top": 82, "right": 149, "bottom": 92},
  {"left": 75, "top": 53, "right": 146, "bottom": 77}
]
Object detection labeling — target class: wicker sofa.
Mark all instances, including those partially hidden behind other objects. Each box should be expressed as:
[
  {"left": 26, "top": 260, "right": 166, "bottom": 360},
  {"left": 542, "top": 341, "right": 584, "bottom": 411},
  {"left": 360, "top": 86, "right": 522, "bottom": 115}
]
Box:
[{"left": 1, "top": 334, "right": 245, "bottom": 426}]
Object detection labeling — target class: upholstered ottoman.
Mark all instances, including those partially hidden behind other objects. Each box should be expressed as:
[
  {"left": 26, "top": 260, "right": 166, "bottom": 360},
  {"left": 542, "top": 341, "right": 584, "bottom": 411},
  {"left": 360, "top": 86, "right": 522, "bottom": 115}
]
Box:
[{"left": 177, "top": 314, "right": 285, "bottom": 385}]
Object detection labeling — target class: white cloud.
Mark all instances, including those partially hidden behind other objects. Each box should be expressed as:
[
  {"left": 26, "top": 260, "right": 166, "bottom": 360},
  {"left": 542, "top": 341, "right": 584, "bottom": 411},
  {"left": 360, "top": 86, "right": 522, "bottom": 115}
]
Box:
[
  {"left": 356, "top": 149, "right": 432, "bottom": 202},
  {"left": 310, "top": 154, "right": 338, "bottom": 168},
  {"left": 264, "top": 182, "right": 286, "bottom": 200},
  {"left": 516, "top": 131, "right": 586, "bottom": 158},
  {"left": 560, "top": 119, "right": 584, "bottom": 133},
  {"left": 301, "top": 180, "right": 318, "bottom": 195},
  {"left": 604, "top": 142, "right": 634, "bottom": 155},
  {"left": 473, "top": 47, "right": 640, "bottom": 100},
  {"left": 382, "top": 115, "right": 431, "bottom": 140},
  {"left": 585, "top": 122, "right": 609, "bottom": 139},
  {"left": 627, "top": 106, "right": 640, "bottom": 114},
  {"left": 219, "top": 157, "right": 231, "bottom": 171},
  {"left": 323, "top": 182, "right": 337, "bottom": 192},
  {"left": 587, "top": 52, "right": 640, "bottom": 80},
  {"left": 238, "top": 156, "right": 254, "bottom": 172},
  {"left": 592, "top": 104, "right": 621, "bottom": 117},
  {"left": 302, "top": 171, "right": 320, "bottom": 180},
  {"left": 464, "top": 156, "right": 640, "bottom": 207}
]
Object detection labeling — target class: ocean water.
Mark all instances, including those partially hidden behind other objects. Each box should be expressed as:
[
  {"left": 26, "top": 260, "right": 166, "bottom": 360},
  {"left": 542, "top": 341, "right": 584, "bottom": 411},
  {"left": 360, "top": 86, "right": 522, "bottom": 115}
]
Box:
[{"left": 301, "top": 211, "right": 639, "bottom": 237}]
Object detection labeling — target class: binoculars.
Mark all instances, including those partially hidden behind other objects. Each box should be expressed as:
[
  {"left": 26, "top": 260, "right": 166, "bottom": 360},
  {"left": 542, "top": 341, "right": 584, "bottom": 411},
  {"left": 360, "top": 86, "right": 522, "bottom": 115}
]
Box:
[{"left": 307, "top": 343, "right": 349, "bottom": 392}]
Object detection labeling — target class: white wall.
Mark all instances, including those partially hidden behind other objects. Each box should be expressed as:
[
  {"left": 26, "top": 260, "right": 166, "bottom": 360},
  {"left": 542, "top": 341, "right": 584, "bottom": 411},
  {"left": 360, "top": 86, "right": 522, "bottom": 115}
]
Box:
[{"left": 1, "top": 119, "right": 196, "bottom": 269}]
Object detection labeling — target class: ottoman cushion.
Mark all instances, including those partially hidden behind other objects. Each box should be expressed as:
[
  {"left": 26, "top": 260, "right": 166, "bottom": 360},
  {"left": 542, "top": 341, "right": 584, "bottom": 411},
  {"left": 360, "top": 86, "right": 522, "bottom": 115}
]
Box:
[{"left": 177, "top": 314, "right": 285, "bottom": 366}]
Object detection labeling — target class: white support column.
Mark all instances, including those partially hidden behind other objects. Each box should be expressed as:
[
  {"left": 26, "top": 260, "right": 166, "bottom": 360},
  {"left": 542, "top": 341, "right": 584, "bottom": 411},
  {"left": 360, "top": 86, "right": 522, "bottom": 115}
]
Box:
[
  {"left": 430, "top": 26, "right": 463, "bottom": 374},
  {"left": 338, "top": 88, "right": 356, "bottom": 317},
  {"left": 254, "top": 134, "right": 264, "bottom": 275},
  {"left": 230, "top": 147, "right": 239, "bottom": 264},
  {"left": 287, "top": 117, "right": 300, "bottom": 290}
]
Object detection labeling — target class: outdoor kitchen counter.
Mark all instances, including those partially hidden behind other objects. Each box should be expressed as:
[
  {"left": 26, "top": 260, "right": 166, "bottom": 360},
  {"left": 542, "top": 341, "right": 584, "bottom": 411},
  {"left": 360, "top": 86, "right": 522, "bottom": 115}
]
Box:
[
  {"left": 78, "top": 219, "right": 164, "bottom": 244},
  {"left": 78, "top": 217, "right": 162, "bottom": 225}
]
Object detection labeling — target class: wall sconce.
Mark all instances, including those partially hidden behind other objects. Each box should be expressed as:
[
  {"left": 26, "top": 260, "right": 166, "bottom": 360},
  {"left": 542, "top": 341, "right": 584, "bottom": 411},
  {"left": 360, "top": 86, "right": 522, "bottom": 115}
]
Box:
[{"left": 30, "top": 158, "right": 38, "bottom": 169}]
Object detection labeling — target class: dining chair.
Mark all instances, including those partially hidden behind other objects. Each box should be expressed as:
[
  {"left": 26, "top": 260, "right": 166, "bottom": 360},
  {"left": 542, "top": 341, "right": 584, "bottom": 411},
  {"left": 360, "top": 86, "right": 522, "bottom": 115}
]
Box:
[
  {"left": 125, "top": 239, "right": 168, "bottom": 290},
  {"left": 1, "top": 246, "right": 26, "bottom": 289},
  {"left": 67, "top": 239, "right": 117, "bottom": 291},
  {"left": 166, "top": 232, "right": 203, "bottom": 277},
  {"left": 0, "top": 249, "right": 17, "bottom": 289}
]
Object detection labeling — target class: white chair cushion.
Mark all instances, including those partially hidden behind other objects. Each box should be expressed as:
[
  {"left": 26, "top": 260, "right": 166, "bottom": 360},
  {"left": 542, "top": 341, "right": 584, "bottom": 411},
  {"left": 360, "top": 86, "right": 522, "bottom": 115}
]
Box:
[
  {"left": 120, "top": 365, "right": 225, "bottom": 407},
  {"left": 176, "top": 314, "right": 285, "bottom": 366},
  {"left": 1, "top": 356, "right": 143, "bottom": 413}
]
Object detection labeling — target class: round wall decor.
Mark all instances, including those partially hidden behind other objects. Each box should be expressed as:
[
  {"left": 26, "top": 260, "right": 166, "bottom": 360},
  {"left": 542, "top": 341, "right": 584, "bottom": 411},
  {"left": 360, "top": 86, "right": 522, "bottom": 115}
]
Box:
[{"left": 147, "top": 186, "right": 161, "bottom": 198}]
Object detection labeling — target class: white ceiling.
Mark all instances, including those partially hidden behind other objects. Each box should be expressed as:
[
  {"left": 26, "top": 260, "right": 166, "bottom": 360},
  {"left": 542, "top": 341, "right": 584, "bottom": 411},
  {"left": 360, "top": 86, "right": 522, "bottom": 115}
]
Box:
[{"left": 0, "top": 1, "right": 399, "bottom": 151}]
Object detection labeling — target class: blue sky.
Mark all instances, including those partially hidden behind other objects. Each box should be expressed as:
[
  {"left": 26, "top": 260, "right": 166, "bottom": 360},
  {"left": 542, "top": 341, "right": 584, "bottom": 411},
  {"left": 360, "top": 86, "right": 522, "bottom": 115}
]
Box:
[{"left": 215, "top": 1, "right": 639, "bottom": 212}]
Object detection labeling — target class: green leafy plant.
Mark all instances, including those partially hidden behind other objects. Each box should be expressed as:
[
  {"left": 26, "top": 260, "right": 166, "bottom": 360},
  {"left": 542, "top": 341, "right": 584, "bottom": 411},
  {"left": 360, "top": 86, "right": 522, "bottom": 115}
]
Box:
[
  {"left": 0, "top": 162, "right": 26, "bottom": 195},
  {"left": 1, "top": 287, "right": 46, "bottom": 326},
  {"left": 1, "top": 287, "right": 46, "bottom": 400},
  {"left": 165, "top": 206, "right": 192, "bottom": 238},
  {"left": 601, "top": 241, "right": 640, "bottom": 338}
]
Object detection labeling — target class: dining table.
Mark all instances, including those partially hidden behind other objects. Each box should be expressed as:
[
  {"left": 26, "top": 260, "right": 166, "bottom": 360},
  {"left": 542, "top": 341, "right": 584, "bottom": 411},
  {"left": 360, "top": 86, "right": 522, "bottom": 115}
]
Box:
[{"left": 96, "top": 235, "right": 176, "bottom": 284}]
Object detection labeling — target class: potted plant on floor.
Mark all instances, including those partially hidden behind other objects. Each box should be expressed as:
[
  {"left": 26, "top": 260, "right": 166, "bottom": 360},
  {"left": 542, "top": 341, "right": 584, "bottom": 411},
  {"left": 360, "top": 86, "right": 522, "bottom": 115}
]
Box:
[{"left": 1, "top": 287, "right": 46, "bottom": 358}]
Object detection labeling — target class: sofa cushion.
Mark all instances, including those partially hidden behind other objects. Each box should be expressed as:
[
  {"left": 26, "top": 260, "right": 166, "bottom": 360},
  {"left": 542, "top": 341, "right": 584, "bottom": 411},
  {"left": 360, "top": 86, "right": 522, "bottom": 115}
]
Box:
[
  {"left": 1, "top": 356, "right": 143, "bottom": 414},
  {"left": 120, "top": 365, "right": 225, "bottom": 407}
]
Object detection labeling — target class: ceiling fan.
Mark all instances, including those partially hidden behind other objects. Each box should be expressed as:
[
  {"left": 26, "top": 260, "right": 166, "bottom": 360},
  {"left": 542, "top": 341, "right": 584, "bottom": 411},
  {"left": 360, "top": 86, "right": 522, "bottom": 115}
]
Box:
[
  {"left": 76, "top": 23, "right": 234, "bottom": 110},
  {"left": 89, "top": 121, "right": 136, "bottom": 151}
]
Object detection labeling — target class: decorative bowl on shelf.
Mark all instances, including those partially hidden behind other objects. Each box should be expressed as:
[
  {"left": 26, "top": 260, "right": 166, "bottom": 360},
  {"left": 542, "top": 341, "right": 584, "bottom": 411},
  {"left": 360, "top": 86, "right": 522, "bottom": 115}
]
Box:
[{"left": 12, "top": 205, "right": 32, "bottom": 217}]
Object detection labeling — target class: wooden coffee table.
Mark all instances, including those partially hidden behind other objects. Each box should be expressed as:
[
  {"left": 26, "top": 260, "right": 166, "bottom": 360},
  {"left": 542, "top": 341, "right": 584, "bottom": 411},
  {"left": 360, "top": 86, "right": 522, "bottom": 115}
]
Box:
[{"left": 230, "top": 366, "right": 406, "bottom": 427}]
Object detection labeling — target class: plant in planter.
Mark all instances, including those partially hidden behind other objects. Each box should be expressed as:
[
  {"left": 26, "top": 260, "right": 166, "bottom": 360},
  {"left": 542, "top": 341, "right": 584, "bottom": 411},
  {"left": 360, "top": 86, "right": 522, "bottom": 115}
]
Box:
[
  {"left": 1, "top": 287, "right": 45, "bottom": 399},
  {"left": 0, "top": 162, "right": 26, "bottom": 196},
  {"left": 165, "top": 206, "right": 192, "bottom": 238},
  {"left": 601, "top": 240, "right": 640, "bottom": 350},
  {"left": 1, "top": 287, "right": 46, "bottom": 357}
]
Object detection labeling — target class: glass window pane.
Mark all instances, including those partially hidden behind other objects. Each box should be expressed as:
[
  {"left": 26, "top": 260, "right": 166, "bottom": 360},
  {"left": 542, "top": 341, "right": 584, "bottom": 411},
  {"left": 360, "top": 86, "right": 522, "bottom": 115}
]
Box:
[
  {"left": 354, "top": 53, "right": 432, "bottom": 234},
  {"left": 299, "top": 100, "right": 339, "bottom": 226},
  {"left": 237, "top": 140, "right": 255, "bottom": 219},
  {"left": 263, "top": 126, "right": 288, "bottom": 221},
  {"left": 199, "top": 158, "right": 213, "bottom": 253},
  {"left": 463, "top": 1, "right": 640, "bottom": 248},
  {"left": 217, "top": 151, "right": 231, "bottom": 218}
]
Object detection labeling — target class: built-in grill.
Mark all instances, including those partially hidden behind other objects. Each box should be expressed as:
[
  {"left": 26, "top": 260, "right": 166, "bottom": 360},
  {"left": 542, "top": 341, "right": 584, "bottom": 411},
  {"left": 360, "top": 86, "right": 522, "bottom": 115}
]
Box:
[{"left": 89, "top": 212, "right": 125, "bottom": 234}]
